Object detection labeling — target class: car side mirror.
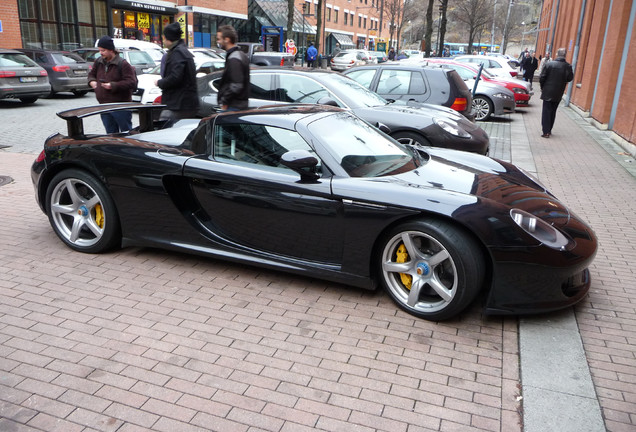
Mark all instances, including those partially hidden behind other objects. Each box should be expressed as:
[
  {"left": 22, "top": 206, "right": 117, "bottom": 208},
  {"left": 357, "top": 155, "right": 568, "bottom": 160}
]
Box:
[
  {"left": 317, "top": 96, "right": 338, "bottom": 107},
  {"left": 280, "top": 150, "right": 320, "bottom": 182}
]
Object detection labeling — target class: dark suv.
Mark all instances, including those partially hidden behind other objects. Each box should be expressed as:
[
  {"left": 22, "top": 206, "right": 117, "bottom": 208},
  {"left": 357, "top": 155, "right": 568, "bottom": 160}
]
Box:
[
  {"left": 17, "top": 48, "right": 91, "bottom": 97},
  {"left": 343, "top": 64, "right": 474, "bottom": 121}
]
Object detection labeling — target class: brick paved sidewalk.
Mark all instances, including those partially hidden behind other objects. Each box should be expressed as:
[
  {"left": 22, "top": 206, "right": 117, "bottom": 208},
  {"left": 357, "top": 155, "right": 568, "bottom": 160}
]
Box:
[
  {"left": 0, "top": 154, "right": 520, "bottom": 430},
  {"left": 522, "top": 102, "right": 636, "bottom": 432}
]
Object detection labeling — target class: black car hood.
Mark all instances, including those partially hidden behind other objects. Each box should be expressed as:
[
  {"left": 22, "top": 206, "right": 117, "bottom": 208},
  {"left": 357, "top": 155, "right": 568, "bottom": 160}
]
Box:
[{"left": 337, "top": 148, "right": 569, "bottom": 223}]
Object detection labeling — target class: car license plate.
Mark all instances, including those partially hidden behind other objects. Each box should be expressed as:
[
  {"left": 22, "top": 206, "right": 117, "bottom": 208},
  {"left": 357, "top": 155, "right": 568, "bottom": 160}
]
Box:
[
  {"left": 74, "top": 70, "right": 87, "bottom": 75},
  {"left": 20, "top": 77, "right": 37, "bottom": 83},
  {"left": 132, "top": 95, "right": 141, "bottom": 102}
]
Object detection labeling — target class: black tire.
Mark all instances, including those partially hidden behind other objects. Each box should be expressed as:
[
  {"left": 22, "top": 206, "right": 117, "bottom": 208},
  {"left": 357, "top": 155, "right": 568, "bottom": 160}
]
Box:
[
  {"left": 73, "top": 90, "right": 88, "bottom": 97},
  {"left": 45, "top": 169, "right": 121, "bottom": 254},
  {"left": 472, "top": 96, "right": 493, "bottom": 121},
  {"left": 378, "top": 218, "right": 485, "bottom": 321},
  {"left": 46, "top": 90, "right": 56, "bottom": 98},
  {"left": 19, "top": 96, "right": 38, "bottom": 104},
  {"left": 391, "top": 131, "right": 431, "bottom": 149}
]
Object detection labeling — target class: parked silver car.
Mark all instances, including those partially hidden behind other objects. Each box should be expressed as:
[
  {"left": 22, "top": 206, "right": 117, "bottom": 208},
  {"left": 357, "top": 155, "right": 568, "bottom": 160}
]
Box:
[
  {"left": 330, "top": 49, "right": 373, "bottom": 71},
  {"left": 0, "top": 49, "right": 51, "bottom": 103}
]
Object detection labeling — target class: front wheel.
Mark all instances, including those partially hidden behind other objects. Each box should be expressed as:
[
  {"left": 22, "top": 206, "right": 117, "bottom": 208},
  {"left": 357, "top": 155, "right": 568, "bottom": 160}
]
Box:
[
  {"left": 45, "top": 169, "right": 121, "bottom": 253},
  {"left": 378, "top": 219, "right": 485, "bottom": 321},
  {"left": 391, "top": 131, "right": 431, "bottom": 149},
  {"left": 73, "top": 90, "right": 88, "bottom": 97},
  {"left": 472, "top": 96, "right": 493, "bottom": 121}
]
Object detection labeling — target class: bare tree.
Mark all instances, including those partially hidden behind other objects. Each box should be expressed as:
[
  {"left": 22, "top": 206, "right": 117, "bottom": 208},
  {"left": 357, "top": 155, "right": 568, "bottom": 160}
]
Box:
[
  {"left": 424, "top": 0, "right": 435, "bottom": 56},
  {"left": 385, "top": 0, "right": 408, "bottom": 51},
  {"left": 449, "top": 0, "right": 492, "bottom": 54},
  {"left": 438, "top": 0, "right": 448, "bottom": 55}
]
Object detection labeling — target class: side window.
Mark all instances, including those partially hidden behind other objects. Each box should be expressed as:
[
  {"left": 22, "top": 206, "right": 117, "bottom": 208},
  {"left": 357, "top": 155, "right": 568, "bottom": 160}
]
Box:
[
  {"left": 346, "top": 69, "right": 376, "bottom": 89},
  {"left": 36, "top": 53, "right": 48, "bottom": 64},
  {"left": 409, "top": 71, "right": 426, "bottom": 94},
  {"left": 453, "top": 66, "right": 473, "bottom": 81},
  {"left": 276, "top": 75, "right": 331, "bottom": 104},
  {"left": 213, "top": 123, "right": 322, "bottom": 174},
  {"left": 377, "top": 70, "right": 410, "bottom": 95},
  {"left": 489, "top": 60, "right": 502, "bottom": 69},
  {"left": 250, "top": 74, "right": 275, "bottom": 101}
]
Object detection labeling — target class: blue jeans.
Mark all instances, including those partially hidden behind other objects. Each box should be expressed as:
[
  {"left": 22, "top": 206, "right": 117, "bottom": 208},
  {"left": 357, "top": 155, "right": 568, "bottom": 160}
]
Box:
[{"left": 100, "top": 111, "right": 132, "bottom": 134}]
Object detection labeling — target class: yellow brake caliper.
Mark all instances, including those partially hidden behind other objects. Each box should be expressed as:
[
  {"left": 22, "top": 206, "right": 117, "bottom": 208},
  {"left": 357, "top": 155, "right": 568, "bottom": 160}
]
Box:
[
  {"left": 396, "top": 244, "right": 412, "bottom": 289},
  {"left": 95, "top": 204, "right": 104, "bottom": 229}
]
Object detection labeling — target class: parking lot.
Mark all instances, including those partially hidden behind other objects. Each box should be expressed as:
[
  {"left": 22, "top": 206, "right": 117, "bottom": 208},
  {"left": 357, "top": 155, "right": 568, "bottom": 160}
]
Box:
[{"left": 1, "top": 92, "right": 635, "bottom": 432}]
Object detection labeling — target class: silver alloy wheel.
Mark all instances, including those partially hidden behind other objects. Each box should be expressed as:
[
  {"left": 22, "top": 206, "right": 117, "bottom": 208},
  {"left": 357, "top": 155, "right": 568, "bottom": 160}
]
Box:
[
  {"left": 381, "top": 230, "right": 458, "bottom": 314},
  {"left": 395, "top": 136, "right": 425, "bottom": 148},
  {"left": 472, "top": 97, "right": 492, "bottom": 121},
  {"left": 49, "top": 178, "right": 105, "bottom": 248}
]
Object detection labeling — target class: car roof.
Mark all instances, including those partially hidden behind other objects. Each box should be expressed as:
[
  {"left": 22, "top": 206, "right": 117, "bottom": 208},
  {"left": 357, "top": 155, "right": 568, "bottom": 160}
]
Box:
[{"left": 0, "top": 49, "right": 28, "bottom": 54}]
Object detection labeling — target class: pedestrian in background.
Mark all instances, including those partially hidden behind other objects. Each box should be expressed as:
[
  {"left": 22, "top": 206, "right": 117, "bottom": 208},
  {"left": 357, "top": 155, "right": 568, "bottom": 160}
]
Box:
[
  {"left": 306, "top": 42, "right": 318, "bottom": 67},
  {"left": 331, "top": 43, "right": 341, "bottom": 59},
  {"left": 88, "top": 36, "right": 137, "bottom": 133},
  {"left": 539, "top": 47, "right": 573, "bottom": 138},
  {"left": 537, "top": 52, "right": 551, "bottom": 77},
  {"left": 216, "top": 25, "right": 250, "bottom": 111},
  {"left": 521, "top": 50, "right": 538, "bottom": 90},
  {"left": 388, "top": 47, "right": 396, "bottom": 60},
  {"left": 155, "top": 22, "right": 199, "bottom": 122}
]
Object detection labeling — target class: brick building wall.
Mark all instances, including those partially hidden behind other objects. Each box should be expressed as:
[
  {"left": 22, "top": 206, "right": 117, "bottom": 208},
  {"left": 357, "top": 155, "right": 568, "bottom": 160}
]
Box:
[
  {"left": 0, "top": 1, "right": 23, "bottom": 49},
  {"left": 537, "top": 0, "right": 635, "bottom": 145},
  {"left": 184, "top": 0, "right": 248, "bottom": 17}
]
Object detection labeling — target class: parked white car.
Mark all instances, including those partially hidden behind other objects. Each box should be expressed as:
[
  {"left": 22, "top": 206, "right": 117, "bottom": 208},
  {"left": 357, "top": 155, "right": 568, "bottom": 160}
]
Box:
[
  {"left": 454, "top": 55, "right": 519, "bottom": 79},
  {"left": 330, "top": 49, "right": 373, "bottom": 71},
  {"left": 97, "top": 38, "right": 166, "bottom": 66}
]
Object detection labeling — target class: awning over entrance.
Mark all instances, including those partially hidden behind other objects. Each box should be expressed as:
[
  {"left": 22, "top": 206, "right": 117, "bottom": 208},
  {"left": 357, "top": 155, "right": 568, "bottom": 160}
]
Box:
[
  {"left": 329, "top": 33, "right": 354, "bottom": 49},
  {"left": 252, "top": 0, "right": 315, "bottom": 34}
]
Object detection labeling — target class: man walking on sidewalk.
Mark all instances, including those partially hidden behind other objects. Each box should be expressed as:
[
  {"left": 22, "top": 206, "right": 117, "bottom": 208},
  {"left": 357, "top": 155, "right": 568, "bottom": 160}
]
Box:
[{"left": 539, "top": 47, "right": 573, "bottom": 138}]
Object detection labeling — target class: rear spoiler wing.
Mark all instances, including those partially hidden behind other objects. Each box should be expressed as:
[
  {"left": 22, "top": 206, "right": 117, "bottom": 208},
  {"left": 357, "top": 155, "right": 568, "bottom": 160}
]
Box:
[{"left": 56, "top": 103, "right": 165, "bottom": 139}]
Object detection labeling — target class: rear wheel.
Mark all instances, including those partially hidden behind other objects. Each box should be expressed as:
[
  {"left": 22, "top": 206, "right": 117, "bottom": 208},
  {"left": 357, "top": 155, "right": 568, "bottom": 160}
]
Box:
[
  {"left": 391, "top": 131, "right": 431, "bottom": 149},
  {"left": 45, "top": 169, "right": 121, "bottom": 253},
  {"left": 378, "top": 219, "right": 485, "bottom": 321},
  {"left": 19, "top": 96, "right": 38, "bottom": 104},
  {"left": 73, "top": 90, "right": 88, "bottom": 97},
  {"left": 473, "top": 96, "right": 493, "bottom": 121}
]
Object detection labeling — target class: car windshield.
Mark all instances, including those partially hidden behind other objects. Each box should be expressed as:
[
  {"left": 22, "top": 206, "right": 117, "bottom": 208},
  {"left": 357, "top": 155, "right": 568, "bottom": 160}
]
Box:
[
  {"left": 308, "top": 112, "right": 421, "bottom": 177},
  {"left": 320, "top": 74, "right": 388, "bottom": 108}
]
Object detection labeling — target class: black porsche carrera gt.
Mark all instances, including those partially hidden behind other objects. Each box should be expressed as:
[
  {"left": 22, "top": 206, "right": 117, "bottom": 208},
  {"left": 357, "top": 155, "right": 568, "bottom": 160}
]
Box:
[{"left": 31, "top": 103, "right": 597, "bottom": 321}]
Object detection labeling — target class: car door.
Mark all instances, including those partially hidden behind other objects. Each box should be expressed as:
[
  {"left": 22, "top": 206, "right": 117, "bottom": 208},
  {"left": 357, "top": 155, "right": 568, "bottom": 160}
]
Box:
[
  {"left": 375, "top": 69, "right": 428, "bottom": 103},
  {"left": 182, "top": 118, "right": 345, "bottom": 264}
]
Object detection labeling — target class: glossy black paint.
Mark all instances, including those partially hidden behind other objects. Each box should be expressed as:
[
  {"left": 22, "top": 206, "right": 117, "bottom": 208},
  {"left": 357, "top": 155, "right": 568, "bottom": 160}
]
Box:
[{"left": 32, "top": 104, "right": 597, "bottom": 317}]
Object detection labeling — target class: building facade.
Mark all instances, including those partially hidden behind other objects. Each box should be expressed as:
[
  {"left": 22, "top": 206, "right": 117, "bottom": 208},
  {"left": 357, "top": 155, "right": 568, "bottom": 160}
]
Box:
[
  {"left": 536, "top": 0, "right": 635, "bottom": 146},
  {"left": 0, "top": 0, "right": 248, "bottom": 50}
]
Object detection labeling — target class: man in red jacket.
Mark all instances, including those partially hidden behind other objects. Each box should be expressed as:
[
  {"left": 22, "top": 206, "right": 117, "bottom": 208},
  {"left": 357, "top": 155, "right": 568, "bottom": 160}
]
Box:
[{"left": 88, "top": 36, "right": 137, "bottom": 133}]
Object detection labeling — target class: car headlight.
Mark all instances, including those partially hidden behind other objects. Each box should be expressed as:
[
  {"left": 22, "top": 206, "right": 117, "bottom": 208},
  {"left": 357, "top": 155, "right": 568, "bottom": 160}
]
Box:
[
  {"left": 142, "top": 67, "right": 153, "bottom": 73},
  {"left": 148, "top": 87, "right": 162, "bottom": 94},
  {"left": 493, "top": 93, "right": 513, "bottom": 100},
  {"left": 510, "top": 208, "right": 570, "bottom": 250},
  {"left": 433, "top": 118, "right": 471, "bottom": 138},
  {"left": 513, "top": 87, "right": 528, "bottom": 94}
]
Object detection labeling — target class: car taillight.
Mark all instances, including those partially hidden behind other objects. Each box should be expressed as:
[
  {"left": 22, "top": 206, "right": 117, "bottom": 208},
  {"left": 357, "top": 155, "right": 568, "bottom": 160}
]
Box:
[
  {"left": 451, "top": 97, "right": 468, "bottom": 111},
  {"left": 40, "top": 70, "right": 48, "bottom": 76},
  {"left": 35, "top": 150, "right": 46, "bottom": 163},
  {"left": 509, "top": 71, "right": 517, "bottom": 77},
  {"left": 349, "top": 60, "right": 354, "bottom": 64},
  {"left": 153, "top": 95, "right": 162, "bottom": 104},
  {"left": 52, "top": 65, "right": 70, "bottom": 72},
  {"left": 280, "top": 58, "right": 284, "bottom": 66},
  {"left": 0, "top": 71, "right": 16, "bottom": 78}
]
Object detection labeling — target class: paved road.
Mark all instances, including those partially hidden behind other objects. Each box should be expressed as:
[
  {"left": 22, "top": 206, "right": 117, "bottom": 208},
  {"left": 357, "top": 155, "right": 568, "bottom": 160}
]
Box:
[{"left": 0, "top": 96, "right": 635, "bottom": 432}]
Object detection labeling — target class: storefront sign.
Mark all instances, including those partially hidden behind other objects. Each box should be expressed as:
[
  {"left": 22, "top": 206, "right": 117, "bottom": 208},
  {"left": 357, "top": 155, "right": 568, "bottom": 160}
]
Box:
[
  {"left": 138, "top": 13, "right": 150, "bottom": 29},
  {"left": 112, "top": 1, "right": 178, "bottom": 15}
]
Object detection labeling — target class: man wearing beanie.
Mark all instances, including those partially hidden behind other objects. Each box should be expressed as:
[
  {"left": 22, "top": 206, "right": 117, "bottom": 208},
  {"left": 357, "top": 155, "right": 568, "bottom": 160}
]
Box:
[
  {"left": 155, "top": 22, "right": 199, "bottom": 122},
  {"left": 88, "top": 35, "right": 137, "bottom": 133}
]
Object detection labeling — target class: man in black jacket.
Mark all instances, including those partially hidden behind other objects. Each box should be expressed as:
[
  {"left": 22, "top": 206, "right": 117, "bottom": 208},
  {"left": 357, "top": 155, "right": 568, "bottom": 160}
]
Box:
[
  {"left": 156, "top": 22, "right": 199, "bottom": 121},
  {"left": 216, "top": 25, "right": 250, "bottom": 111},
  {"left": 539, "top": 47, "right": 573, "bottom": 138}
]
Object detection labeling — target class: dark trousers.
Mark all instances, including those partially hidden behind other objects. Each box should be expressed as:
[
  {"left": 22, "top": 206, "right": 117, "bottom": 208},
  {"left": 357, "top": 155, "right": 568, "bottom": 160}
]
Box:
[
  {"left": 100, "top": 111, "right": 132, "bottom": 134},
  {"left": 541, "top": 100, "right": 559, "bottom": 135}
]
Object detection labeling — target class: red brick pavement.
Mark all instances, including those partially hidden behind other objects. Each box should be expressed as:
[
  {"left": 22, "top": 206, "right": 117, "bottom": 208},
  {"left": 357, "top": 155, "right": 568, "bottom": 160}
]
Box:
[
  {"left": 0, "top": 154, "right": 521, "bottom": 430},
  {"left": 522, "top": 103, "right": 636, "bottom": 432}
]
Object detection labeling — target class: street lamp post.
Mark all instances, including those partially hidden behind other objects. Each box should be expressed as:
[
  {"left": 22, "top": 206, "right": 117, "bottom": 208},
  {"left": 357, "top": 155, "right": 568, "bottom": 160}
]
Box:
[
  {"left": 436, "top": 6, "right": 442, "bottom": 53},
  {"left": 299, "top": 1, "right": 313, "bottom": 67},
  {"left": 520, "top": 21, "right": 526, "bottom": 50}
]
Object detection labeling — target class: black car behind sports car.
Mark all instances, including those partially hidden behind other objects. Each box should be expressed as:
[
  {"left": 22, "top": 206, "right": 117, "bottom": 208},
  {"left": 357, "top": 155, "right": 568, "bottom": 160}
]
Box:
[
  {"left": 197, "top": 68, "right": 490, "bottom": 155},
  {"left": 31, "top": 103, "right": 597, "bottom": 321}
]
